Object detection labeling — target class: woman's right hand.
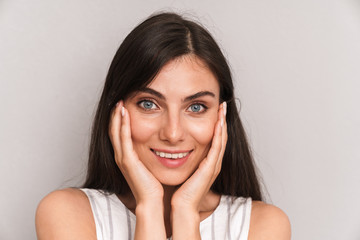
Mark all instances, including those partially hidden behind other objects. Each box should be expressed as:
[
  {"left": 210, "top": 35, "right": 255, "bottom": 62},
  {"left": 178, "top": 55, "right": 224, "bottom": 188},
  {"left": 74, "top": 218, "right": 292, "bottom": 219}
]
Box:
[
  {"left": 109, "top": 101, "right": 166, "bottom": 240},
  {"left": 108, "top": 101, "right": 164, "bottom": 206}
]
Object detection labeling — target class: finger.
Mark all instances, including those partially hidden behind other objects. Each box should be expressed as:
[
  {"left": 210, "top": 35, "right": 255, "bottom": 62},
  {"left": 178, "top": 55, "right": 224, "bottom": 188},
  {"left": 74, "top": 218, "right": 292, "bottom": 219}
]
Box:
[
  {"left": 214, "top": 102, "right": 228, "bottom": 177},
  {"left": 119, "top": 106, "right": 137, "bottom": 165},
  {"left": 209, "top": 102, "right": 225, "bottom": 180},
  {"left": 199, "top": 102, "right": 225, "bottom": 179},
  {"left": 202, "top": 113, "right": 223, "bottom": 172},
  {"left": 221, "top": 102, "right": 228, "bottom": 156},
  {"left": 221, "top": 101, "right": 227, "bottom": 147},
  {"left": 109, "top": 101, "right": 123, "bottom": 157}
]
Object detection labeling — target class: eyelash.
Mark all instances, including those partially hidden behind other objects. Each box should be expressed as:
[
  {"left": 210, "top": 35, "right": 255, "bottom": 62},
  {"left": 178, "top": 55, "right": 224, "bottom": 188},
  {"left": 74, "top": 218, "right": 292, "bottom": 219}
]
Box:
[
  {"left": 187, "top": 102, "right": 208, "bottom": 113},
  {"left": 136, "top": 99, "right": 208, "bottom": 113},
  {"left": 137, "top": 99, "right": 159, "bottom": 111}
]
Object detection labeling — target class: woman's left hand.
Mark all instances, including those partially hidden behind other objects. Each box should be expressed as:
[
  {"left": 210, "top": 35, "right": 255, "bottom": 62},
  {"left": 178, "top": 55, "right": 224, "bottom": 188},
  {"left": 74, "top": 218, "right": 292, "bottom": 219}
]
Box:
[{"left": 171, "top": 102, "right": 228, "bottom": 239}]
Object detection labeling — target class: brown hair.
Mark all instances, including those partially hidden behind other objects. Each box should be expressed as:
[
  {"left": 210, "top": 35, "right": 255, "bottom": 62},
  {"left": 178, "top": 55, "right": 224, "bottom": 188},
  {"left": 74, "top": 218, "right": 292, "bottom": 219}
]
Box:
[{"left": 83, "top": 12, "right": 263, "bottom": 200}]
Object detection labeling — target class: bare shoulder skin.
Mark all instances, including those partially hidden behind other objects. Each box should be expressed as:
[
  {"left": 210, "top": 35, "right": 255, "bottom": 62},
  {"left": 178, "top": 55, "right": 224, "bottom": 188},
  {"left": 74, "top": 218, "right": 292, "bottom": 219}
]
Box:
[
  {"left": 35, "top": 188, "right": 96, "bottom": 240},
  {"left": 36, "top": 189, "right": 291, "bottom": 239},
  {"left": 249, "top": 201, "right": 291, "bottom": 240}
]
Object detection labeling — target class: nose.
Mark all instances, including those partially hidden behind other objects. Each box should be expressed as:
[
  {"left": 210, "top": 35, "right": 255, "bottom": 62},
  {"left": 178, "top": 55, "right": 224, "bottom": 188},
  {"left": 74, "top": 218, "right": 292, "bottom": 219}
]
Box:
[{"left": 159, "top": 111, "right": 185, "bottom": 144}]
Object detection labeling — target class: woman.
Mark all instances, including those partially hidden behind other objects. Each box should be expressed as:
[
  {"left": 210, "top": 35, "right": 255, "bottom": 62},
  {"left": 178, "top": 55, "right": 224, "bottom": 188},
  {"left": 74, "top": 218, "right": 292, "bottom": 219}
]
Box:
[{"left": 36, "top": 12, "right": 290, "bottom": 239}]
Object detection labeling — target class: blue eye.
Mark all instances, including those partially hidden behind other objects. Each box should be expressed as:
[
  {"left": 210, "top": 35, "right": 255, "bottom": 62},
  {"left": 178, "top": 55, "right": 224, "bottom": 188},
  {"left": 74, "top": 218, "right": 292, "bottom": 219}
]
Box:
[
  {"left": 188, "top": 104, "right": 205, "bottom": 113},
  {"left": 139, "top": 100, "right": 157, "bottom": 110}
]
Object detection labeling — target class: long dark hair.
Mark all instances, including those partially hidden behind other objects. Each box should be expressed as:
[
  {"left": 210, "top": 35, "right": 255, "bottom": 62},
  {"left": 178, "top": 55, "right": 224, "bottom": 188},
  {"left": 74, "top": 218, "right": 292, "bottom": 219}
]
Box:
[{"left": 82, "top": 12, "right": 263, "bottom": 201}]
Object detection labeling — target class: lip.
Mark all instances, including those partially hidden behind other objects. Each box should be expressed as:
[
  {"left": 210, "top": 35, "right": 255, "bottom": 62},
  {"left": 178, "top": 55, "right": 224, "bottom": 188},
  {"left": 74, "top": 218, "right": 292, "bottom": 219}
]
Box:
[
  {"left": 151, "top": 149, "right": 193, "bottom": 168},
  {"left": 151, "top": 148, "right": 192, "bottom": 154}
]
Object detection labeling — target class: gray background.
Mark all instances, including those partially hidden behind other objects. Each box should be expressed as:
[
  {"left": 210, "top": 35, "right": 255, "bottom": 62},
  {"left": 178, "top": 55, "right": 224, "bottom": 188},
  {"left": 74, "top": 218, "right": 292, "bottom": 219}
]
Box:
[{"left": 1, "top": 0, "right": 359, "bottom": 239}]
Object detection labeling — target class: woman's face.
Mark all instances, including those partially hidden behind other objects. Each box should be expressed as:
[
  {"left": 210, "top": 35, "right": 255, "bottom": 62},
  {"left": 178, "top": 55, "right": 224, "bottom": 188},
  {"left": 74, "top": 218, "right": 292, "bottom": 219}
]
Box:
[{"left": 124, "top": 56, "right": 220, "bottom": 186}]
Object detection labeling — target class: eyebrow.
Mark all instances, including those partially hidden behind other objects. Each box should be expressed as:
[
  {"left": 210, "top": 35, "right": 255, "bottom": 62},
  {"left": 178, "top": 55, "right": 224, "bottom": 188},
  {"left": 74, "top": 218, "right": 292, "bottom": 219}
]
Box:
[{"left": 138, "top": 87, "right": 216, "bottom": 102}]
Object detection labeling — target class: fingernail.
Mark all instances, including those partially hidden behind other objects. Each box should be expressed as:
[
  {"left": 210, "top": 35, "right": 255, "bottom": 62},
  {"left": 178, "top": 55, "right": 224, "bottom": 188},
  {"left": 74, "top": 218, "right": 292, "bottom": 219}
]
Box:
[
  {"left": 116, "top": 100, "right": 123, "bottom": 107},
  {"left": 223, "top": 102, "right": 227, "bottom": 116},
  {"left": 121, "top": 106, "right": 125, "bottom": 117},
  {"left": 220, "top": 116, "right": 224, "bottom": 127}
]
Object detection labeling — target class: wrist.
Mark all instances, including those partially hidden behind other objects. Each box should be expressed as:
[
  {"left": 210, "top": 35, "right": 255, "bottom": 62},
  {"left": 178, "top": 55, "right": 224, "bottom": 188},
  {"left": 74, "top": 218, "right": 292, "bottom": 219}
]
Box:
[
  {"left": 135, "top": 199, "right": 164, "bottom": 217},
  {"left": 134, "top": 200, "right": 166, "bottom": 240},
  {"left": 171, "top": 208, "right": 201, "bottom": 239},
  {"left": 171, "top": 206, "right": 201, "bottom": 229},
  {"left": 171, "top": 206, "right": 200, "bottom": 221}
]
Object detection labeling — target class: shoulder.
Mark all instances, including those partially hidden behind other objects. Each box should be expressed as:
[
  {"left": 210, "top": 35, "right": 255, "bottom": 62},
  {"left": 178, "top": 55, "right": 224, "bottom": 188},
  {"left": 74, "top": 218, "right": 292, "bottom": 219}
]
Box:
[
  {"left": 248, "top": 201, "right": 291, "bottom": 240},
  {"left": 35, "top": 188, "right": 96, "bottom": 239}
]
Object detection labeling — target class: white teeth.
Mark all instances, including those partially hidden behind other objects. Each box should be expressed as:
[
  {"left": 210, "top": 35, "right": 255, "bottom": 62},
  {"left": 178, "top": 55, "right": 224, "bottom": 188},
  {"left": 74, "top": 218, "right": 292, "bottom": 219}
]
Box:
[{"left": 154, "top": 150, "right": 190, "bottom": 159}]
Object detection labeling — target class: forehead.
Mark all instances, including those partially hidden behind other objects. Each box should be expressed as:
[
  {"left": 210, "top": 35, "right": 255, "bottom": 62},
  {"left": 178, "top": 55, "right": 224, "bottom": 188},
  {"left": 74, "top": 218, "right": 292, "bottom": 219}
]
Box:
[{"left": 147, "top": 55, "right": 220, "bottom": 99}]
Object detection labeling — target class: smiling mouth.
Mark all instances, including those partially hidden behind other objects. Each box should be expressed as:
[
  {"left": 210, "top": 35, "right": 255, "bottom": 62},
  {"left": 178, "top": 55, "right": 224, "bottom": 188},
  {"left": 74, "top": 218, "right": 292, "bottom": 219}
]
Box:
[{"left": 150, "top": 149, "right": 193, "bottom": 160}]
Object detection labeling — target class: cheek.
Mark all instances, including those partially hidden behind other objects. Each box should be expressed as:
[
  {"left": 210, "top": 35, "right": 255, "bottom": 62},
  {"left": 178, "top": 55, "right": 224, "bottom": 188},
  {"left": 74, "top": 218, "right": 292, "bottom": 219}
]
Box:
[
  {"left": 187, "top": 117, "right": 217, "bottom": 146},
  {"left": 129, "top": 115, "right": 158, "bottom": 143}
]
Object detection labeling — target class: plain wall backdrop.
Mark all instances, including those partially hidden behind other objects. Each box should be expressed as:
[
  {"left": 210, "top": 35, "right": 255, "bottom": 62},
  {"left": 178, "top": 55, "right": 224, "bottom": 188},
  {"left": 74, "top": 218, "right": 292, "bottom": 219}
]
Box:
[{"left": 1, "top": 0, "right": 359, "bottom": 239}]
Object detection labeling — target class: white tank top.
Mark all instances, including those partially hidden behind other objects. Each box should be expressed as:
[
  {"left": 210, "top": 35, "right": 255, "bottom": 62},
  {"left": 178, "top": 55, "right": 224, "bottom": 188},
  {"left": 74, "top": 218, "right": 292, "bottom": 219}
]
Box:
[{"left": 80, "top": 188, "right": 252, "bottom": 240}]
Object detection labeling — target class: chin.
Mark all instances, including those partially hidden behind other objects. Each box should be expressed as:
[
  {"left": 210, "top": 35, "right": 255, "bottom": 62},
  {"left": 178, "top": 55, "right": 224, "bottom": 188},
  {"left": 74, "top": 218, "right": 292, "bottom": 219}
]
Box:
[{"left": 156, "top": 172, "right": 191, "bottom": 186}]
